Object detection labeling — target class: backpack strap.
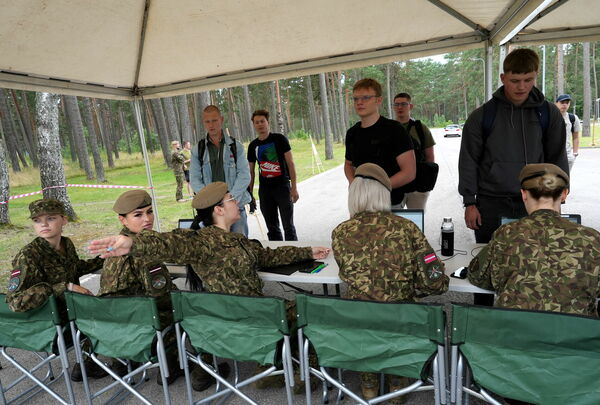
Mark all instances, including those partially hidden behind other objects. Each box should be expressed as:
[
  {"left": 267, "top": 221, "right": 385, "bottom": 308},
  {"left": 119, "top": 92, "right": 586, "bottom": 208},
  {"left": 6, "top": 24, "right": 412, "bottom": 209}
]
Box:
[
  {"left": 406, "top": 119, "right": 425, "bottom": 162},
  {"left": 568, "top": 113, "right": 576, "bottom": 134},
  {"left": 197, "top": 135, "right": 238, "bottom": 169},
  {"left": 482, "top": 98, "right": 549, "bottom": 144}
]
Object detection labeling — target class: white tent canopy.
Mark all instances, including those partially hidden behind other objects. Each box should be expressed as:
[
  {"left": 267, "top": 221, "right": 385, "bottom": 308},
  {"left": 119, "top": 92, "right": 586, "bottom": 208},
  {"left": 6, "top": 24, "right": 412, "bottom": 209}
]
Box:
[{"left": 1, "top": 0, "right": 599, "bottom": 100}]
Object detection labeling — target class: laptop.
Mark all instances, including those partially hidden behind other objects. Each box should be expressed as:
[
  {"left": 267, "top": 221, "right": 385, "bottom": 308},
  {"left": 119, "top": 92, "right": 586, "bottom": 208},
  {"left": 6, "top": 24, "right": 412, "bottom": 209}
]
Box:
[
  {"left": 391, "top": 209, "right": 424, "bottom": 232},
  {"left": 501, "top": 214, "right": 581, "bottom": 225},
  {"left": 178, "top": 219, "right": 194, "bottom": 229}
]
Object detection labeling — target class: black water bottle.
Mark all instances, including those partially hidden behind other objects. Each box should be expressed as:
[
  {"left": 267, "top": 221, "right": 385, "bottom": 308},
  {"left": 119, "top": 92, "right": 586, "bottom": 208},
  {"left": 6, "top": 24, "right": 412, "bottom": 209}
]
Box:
[{"left": 441, "top": 217, "right": 454, "bottom": 256}]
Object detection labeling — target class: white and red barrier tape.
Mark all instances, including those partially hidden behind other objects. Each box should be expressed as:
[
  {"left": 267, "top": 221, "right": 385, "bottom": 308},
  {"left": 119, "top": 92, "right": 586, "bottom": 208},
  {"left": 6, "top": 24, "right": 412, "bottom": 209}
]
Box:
[{"left": 0, "top": 184, "right": 151, "bottom": 205}]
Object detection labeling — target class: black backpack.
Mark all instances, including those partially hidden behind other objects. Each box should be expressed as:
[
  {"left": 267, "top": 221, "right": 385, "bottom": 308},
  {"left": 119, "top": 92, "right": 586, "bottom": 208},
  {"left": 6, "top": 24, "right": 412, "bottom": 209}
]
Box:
[
  {"left": 482, "top": 98, "right": 550, "bottom": 142},
  {"left": 568, "top": 113, "right": 576, "bottom": 134},
  {"left": 403, "top": 119, "right": 439, "bottom": 193},
  {"left": 197, "top": 136, "right": 238, "bottom": 169}
]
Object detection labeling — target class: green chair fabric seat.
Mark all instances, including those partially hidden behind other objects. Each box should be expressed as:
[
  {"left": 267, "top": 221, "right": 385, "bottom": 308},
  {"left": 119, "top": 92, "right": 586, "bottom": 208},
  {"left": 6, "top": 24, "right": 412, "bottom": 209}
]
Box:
[
  {"left": 65, "top": 292, "right": 172, "bottom": 405},
  {"left": 0, "top": 294, "right": 75, "bottom": 405},
  {"left": 451, "top": 304, "right": 600, "bottom": 405},
  {"left": 171, "top": 291, "right": 294, "bottom": 405},
  {"left": 296, "top": 294, "right": 447, "bottom": 405}
]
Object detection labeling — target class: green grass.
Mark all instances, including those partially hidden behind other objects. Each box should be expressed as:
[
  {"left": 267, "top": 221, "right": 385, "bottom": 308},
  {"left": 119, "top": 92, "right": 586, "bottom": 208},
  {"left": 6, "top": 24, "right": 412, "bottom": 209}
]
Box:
[
  {"left": 0, "top": 139, "right": 346, "bottom": 291},
  {"left": 580, "top": 124, "right": 600, "bottom": 147}
]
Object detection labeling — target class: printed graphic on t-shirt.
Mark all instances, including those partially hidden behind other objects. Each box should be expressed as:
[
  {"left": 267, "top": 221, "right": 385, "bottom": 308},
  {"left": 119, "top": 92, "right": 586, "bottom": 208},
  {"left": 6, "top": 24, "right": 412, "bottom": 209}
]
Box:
[{"left": 256, "top": 142, "right": 282, "bottom": 178}]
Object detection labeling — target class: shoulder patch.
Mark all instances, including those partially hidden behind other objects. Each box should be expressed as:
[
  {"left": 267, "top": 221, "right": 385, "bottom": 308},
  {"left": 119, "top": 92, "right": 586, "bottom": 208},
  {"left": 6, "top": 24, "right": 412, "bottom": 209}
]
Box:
[
  {"left": 11, "top": 269, "right": 21, "bottom": 277},
  {"left": 427, "top": 265, "right": 443, "bottom": 281},
  {"left": 148, "top": 266, "right": 162, "bottom": 275},
  {"left": 423, "top": 253, "right": 437, "bottom": 264},
  {"left": 7, "top": 277, "right": 20, "bottom": 292},
  {"left": 151, "top": 274, "right": 167, "bottom": 290}
]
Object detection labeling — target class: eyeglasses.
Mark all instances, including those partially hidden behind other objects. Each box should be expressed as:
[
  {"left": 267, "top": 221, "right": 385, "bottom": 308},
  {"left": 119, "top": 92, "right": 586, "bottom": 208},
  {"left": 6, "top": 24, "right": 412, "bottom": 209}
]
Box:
[
  {"left": 393, "top": 102, "right": 410, "bottom": 107},
  {"left": 352, "top": 95, "right": 378, "bottom": 103},
  {"left": 219, "top": 196, "right": 236, "bottom": 205}
]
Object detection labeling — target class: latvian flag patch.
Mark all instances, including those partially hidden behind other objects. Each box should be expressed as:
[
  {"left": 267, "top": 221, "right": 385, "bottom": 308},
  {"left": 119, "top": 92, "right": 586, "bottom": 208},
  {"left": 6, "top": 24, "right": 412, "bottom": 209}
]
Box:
[
  {"left": 149, "top": 266, "right": 162, "bottom": 274},
  {"left": 11, "top": 269, "right": 21, "bottom": 277},
  {"left": 424, "top": 253, "right": 437, "bottom": 264}
]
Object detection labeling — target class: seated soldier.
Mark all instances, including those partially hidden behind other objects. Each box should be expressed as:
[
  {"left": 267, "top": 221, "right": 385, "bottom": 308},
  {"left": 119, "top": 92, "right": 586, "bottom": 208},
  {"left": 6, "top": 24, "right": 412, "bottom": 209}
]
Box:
[
  {"left": 468, "top": 164, "right": 600, "bottom": 405},
  {"left": 332, "top": 163, "right": 449, "bottom": 404},
  {"left": 88, "top": 183, "right": 329, "bottom": 391},
  {"left": 6, "top": 198, "right": 106, "bottom": 379},
  {"left": 468, "top": 163, "right": 600, "bottom": 316}
]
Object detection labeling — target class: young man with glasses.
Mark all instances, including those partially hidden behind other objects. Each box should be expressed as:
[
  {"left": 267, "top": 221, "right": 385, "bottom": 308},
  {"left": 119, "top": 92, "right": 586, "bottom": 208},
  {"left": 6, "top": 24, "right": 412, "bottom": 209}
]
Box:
[
  {"left": 393, "top": 92, "right": 436, "bottom": 210},
  {"left": 344, "top": 79, "right": 416, "bottom": 208}
]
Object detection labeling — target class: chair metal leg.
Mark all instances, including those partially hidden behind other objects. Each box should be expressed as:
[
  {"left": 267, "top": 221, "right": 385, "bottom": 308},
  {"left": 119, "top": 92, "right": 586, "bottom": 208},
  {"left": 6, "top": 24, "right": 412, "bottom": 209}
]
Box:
[
  {"left": 56, "top": 325, "right": 76, "bottom": 405},
  {"left": 450, "top": 345, "right": 458, "bottom": 404},
  {"left": 297, "top": 329, "right": 305, "bottom": 381},
  {"left": 179, "top": 331, "right": 194, "bottom": 405},
  {"left": 71, "top": 325, "right": 93, "bottom": 405},
  {"left": 303, "top": 339, "right": 312, "bottom": 405},
  {"left": 283, "top": 336, "right": 294, "bottom": 405},
  {"left": 433, "top": 356, "right": 440, "bottom": 405},
  {"left": 456, "top": 355, "right": 463, "bottom": 405},
  {"left": 319, "top": 367, "right": 368, "bottom": 405},
  {"left": 437, "top": 346, "right": 447, "bottom": 404},
  {"left": 155, "top": 330, "right": 172, "bottom": 405}
]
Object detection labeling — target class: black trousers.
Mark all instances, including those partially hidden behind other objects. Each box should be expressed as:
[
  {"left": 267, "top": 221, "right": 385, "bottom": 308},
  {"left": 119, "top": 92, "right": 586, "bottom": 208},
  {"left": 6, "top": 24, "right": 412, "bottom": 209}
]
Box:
[
  {"left": 473, "top": 195, "right": 527, "bottom": 307},
  {"left": 259, "top": 182, "right": 297, "bottom": 241}
]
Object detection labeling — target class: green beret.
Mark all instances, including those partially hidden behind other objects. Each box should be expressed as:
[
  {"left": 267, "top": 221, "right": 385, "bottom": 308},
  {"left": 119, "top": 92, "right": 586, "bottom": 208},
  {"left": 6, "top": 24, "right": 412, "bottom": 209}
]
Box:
[
  {"left": 192, "top": 182, "right": 228, "bottom": 209},
  {"left": 29, "top": 199, "right": 65, "bottom": 219},
  {"left": 113, "top": 190, "right": 152, "bottom": 214},
  {"left": 354, "top": 163, "right": 392, "bottom": 191},
  {"left": 519, "top": 163, "right": 569, "bottom": 189}
]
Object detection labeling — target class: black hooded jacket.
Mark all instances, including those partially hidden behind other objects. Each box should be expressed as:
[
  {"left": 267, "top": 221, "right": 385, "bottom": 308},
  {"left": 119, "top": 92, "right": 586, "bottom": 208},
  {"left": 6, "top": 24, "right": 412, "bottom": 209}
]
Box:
[{"left": 458, "top": 86, "right": 568, "bottom": 204}]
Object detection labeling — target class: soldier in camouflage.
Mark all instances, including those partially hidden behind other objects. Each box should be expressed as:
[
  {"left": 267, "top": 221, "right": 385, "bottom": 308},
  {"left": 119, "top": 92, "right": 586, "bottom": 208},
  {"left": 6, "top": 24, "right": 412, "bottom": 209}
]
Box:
[
  {"left": 6, "top": 199, "right": 103, "bottom": 318},
  {"left": 332, "top": 163, "right": 448, "bottom": 403},
  {"left": 171, "top": 140, "right": 186, "bottom": 202},
  {"left": 468, "top": 163, "right": 600, "bottom": 317},
  {"left": 89, "top": 182, "right": 329, "bottom": 296},
  {"left": 98, "top": 190, "right": 175, "bottom": 328}
]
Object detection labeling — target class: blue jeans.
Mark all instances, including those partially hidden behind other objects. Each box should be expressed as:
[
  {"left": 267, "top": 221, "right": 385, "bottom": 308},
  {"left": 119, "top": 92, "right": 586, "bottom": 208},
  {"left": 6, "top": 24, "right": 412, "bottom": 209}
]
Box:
[{"left": 231, "top": 207, "right": 248, "bottom": 237}]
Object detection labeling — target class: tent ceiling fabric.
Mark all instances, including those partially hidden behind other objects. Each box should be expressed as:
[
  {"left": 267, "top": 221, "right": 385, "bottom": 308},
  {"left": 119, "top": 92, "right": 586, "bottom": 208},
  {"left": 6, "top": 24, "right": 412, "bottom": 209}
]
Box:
[{"left": 0, "top": 0, "right": 598, "bottom": 100}]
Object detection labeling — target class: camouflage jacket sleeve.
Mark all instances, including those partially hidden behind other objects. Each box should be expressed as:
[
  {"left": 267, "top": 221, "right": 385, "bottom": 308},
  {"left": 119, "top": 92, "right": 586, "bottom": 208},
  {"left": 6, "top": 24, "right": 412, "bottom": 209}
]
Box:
[
  {"left": 172, "top": 151, "right": 185, "bottom": 165},
  {"left": 467, "top": 244, "right": 495, "bottom": 290},
  {"left": 6, "top": 250, "right": 56, "bottom": 312},
  {"left": 246, "top": 239, "right": 313, "bottom": 267},
  {"left": 411, "top": 227, "right": 449, "bottom": 296},
  {"left": 76, "top": 256, "right": 104, "bottom": 278},
  {"left": 130, "top": 229, "right": 209, "bottom": 263}
]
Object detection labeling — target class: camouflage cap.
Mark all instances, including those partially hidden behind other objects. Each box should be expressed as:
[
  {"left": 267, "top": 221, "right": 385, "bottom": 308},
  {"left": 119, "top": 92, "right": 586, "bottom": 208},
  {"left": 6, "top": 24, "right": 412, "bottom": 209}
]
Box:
[
  {"left": 519, "top": 163, "right": 569, "bottom": 189},
  {"left": 113, "top": 190, "right": 152, "bottom": 214},
  {"left": 28, "top": 199, "right": 65, "bottom": 219},
  {"left": 192, "top": 182, "right": 228, "bottom": 209},
  {"left": 354, "top": 163, "right": 392, "bottom": 191}
]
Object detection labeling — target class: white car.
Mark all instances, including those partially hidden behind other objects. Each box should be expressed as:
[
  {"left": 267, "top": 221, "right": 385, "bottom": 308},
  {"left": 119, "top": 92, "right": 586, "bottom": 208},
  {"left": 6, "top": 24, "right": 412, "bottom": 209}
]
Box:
[{"left": 444, "top": 124, "right": 462, "bottom": 137}]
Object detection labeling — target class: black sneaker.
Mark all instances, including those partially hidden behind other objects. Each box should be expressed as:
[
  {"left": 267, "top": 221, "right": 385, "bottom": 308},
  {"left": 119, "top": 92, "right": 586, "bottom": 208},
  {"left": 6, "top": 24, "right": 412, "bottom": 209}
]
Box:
[
  {"left": 192, "top": 362, "right": 230, "bottom": 392},
  {"left": 70, "top": 359, "right": 109, "bottom": 382},
  {"left": 156, "top": 364, "right": 184, "bottom": 386}
]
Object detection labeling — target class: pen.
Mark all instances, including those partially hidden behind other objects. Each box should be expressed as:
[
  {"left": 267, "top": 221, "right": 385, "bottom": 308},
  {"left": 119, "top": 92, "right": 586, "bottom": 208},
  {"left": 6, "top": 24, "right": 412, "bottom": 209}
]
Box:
[{"left": 311, "top": 263, "right": 328, "bottom": 274}]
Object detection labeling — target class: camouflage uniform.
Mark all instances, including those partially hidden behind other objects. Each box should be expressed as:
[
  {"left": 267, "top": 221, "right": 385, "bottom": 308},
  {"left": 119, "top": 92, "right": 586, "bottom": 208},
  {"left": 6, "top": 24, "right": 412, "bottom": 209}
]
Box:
[
  {"left": 6, "top": 237, "right": 103, "bottom": 320},
  {"left": 172, "top": 150, "right": 186, "bottom": 200},
  {"left": 332, "top": 211, "right": 449, "bottom": 390},
  {"left": 468, "top": 209, "right": 600, "bottom": 316},
  {"left": 129, "top": 226, "right": 313, "bottom": 296},
  {"left": 332, "top": 211, "right": 448, "bottom": 302},
  {"left": 98, "top": 228, "right": 177, "bottom": 328}
]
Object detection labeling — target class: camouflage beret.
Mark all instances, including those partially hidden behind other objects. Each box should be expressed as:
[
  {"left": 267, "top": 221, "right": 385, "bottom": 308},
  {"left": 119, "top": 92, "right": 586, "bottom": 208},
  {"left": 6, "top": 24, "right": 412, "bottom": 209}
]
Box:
[
  {"left": 519, "top": 163, "right": 569, "bottom": 189},
  {"left": 113, "top": 190, "right": 152, "bottom": 214},
  {"left": 29, "top": 199, "right": 65, "bottom": 219},
  {"left": 354, "top": 163, "right": 392, "bottom": 191},
  {"left": 192, "top": 182, "right": 228, "bottom": 209}
]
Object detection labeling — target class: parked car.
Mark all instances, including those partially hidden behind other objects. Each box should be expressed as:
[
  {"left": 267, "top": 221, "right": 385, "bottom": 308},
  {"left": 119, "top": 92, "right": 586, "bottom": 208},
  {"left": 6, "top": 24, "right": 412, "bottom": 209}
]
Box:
[{"left": 444, "top": 124, "right": 462, "bottom": 137}]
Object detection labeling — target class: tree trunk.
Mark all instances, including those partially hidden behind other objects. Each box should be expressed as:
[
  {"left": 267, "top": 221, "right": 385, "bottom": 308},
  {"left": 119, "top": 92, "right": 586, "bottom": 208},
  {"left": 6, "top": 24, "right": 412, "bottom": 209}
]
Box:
[
  {"left": 63, "top": 96, "right": 94, "bottom": 180},
  {"left": 81, "top": 98, "right": 106, "bottom": 181},
  {"left": 386, "top": 63, "right": 392, "bottom": 118},
  {"left": 177, "top": 95, "right": 193, "bottom": 143},
  {"left": 163, "top": 97, "right": 180, "bottom": 142},
  {"left": 273, "top": 81, "right": 285, "bottom": 134},
  {"left": 327, "top": 72, "right": 341, "bottom": 143},
  {"left": 0, "top": 89, "right": 22, "bottom": 172},
  {"left": 194, "top": 91, "right": 211, "bottom": 140},
  {"left": 59, "top": 100, "right": 78, "bottom": 162},
  {"left": 94, "top": 99, "right": 115, "bottom": 168},
  {"left": 592, "top": 44, "right": 598, "bottom": 115},
  {"left": 10, "top": 90, "right": 38, "bottom": 167},
  {"left": 225, "top": 88, "right": 241, "bottom": 140},
  {"left": 305, "top": 76, "right": 319, "bottom": 137},
  {"left": 270, "top": 82, "right": 278, "bottom": 131},
  {"left": 582, "top": 42, "right": 591, "bottom": 138},
  {"left": 0, "top": 131, "right": 10, "bottom": 224},
  {"left": 555, "top": 44, "right": 565, "bottom": 98},
  {"left": 337, "top": 71, "right": 348, "bottom": 132},
  {"left": 36, "top": 93, "right": 77, "bottom": 220},
  {"left": 242, "top": 85, "right": 253, "bottom": 138},
  {"left": 319, "top": 73, "right": 334, "bottom": 160},
  {"left": 118, "top": 106, "right": 132, "bottom": 154},
  {"left": 149, "top": 98, "right": 172, "bottom": 167},
  {"left": 103, "top": 102, "right": 119, "bottom": 160}
]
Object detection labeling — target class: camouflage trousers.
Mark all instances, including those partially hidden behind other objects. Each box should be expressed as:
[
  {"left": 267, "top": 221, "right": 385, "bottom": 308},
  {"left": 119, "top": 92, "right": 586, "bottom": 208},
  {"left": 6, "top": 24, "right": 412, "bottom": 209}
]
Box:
[{"left": 174, "top": 172, "right": 184, "bottom": 200}]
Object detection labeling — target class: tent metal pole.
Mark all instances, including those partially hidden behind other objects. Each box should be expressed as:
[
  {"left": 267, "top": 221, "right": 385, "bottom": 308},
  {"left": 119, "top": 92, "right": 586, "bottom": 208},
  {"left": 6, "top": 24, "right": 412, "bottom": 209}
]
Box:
[
  {"left": 133, "top": 97, "right": 161, "bottom": 232},
  {"left": 484, "top": 42, "right": 493, "bottom": 101}
]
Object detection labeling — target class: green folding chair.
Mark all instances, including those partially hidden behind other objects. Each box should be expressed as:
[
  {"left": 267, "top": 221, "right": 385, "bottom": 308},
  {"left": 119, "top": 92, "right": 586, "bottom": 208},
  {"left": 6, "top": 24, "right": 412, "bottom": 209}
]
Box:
[
  {"left": 450, "top": 304, "right": 600, "bottom": 405},
  {"left": 171, "top": 291, "right": 294, "bottom": 405},
  {"left": 65, "top": 292, "right": 173, "bottom": 405},
  {"left": 296, "top": 294, "right": 447, "bottom": 405},
  {"left": 0, "top": 294, "right": 75, "bottom": 405}
]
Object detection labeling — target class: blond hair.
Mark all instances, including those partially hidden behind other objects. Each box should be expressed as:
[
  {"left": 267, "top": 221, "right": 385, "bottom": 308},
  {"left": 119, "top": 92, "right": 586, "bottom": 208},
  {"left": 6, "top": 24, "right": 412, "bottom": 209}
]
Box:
[{"left": 348, "top": 177, "right": 391, "bottom": 217}]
